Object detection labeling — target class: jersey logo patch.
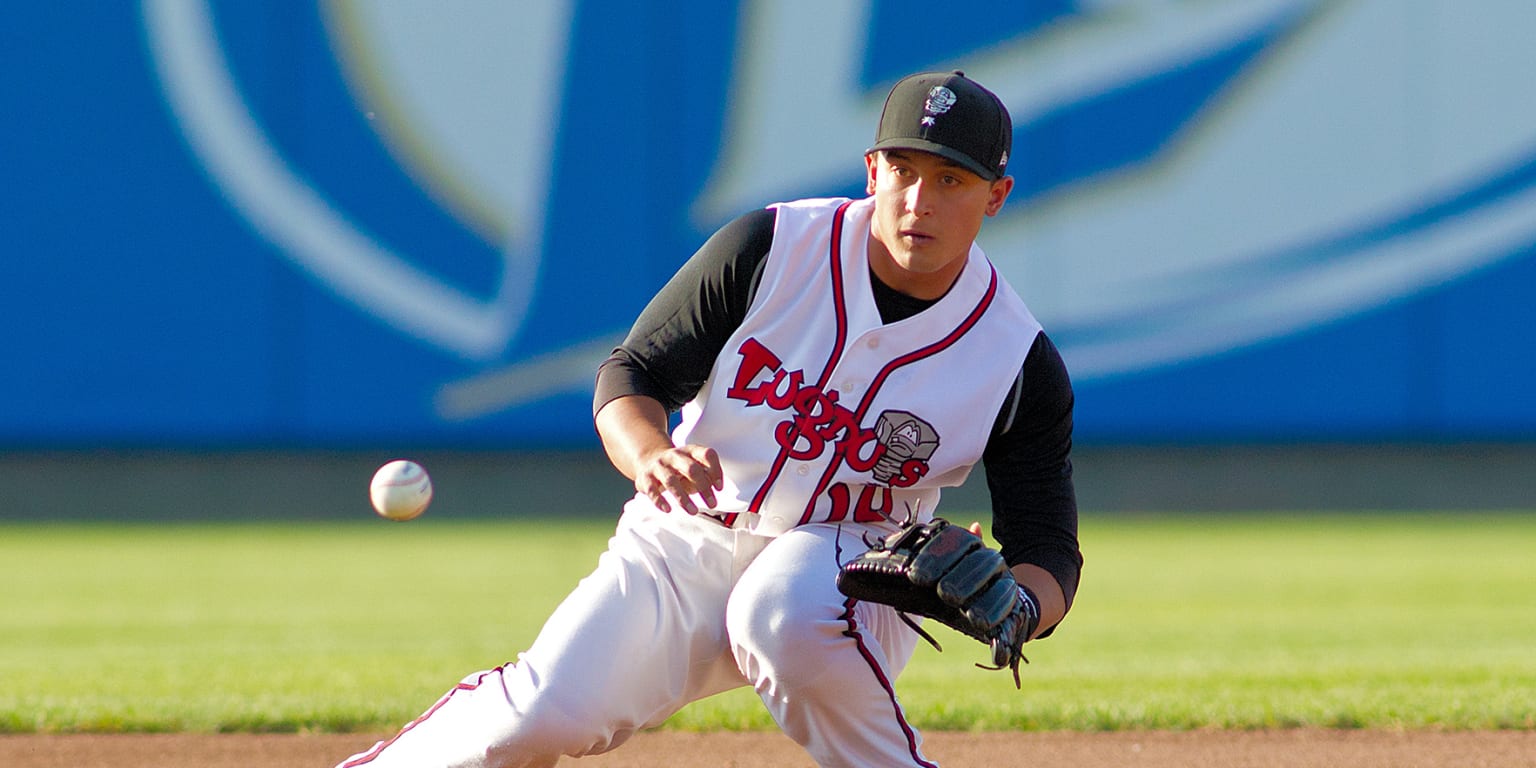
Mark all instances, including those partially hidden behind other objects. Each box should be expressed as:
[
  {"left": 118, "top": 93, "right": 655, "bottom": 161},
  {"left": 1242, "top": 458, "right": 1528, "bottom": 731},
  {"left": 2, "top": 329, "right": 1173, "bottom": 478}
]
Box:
[{"left": 871, "top": 410, "right": 940, "bottom": 486}]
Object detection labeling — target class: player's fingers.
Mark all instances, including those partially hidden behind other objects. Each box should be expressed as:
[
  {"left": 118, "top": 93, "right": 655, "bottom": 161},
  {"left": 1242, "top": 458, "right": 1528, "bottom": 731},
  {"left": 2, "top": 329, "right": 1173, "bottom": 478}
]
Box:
[
  {"left": 642, "top": 447, "right": 722, "bottom": 515},
  {"left": 687, "top": 463, "right": 720, "bottom": 510},
  {"left": 636, "top": 474, "right": 672, "bottom": 513},
  {"left": 675, "top": 445, "right": 723, "bottom": 508},
  {"left": 700, "top": 447, "right": 725, "bottom": 490},
  {"left": 664, "top": 473, "right": 701, "bottom": 515},
  {"left": 645, "top": 486, "right": 671, "bottom": 513},
  {"left": 636, "top": 450, "right": 686, "bottom": 514},
  {"left": 639, "top": 461, "right": 692, "bottom": 514},
  {"left": 671, "top": 459, "right": 713, "bottom": 514}
]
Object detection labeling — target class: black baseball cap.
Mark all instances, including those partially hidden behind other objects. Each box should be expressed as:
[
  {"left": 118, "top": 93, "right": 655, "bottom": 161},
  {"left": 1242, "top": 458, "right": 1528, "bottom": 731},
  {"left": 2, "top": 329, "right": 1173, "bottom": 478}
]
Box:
[{"left": 868, "top": 70, "right": 1012, "bottom": 181}]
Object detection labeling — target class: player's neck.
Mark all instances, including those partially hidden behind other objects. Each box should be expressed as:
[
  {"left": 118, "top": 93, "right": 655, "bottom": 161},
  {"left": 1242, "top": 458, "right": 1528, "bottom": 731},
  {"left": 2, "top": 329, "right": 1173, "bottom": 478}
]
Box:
[
  {"left": 868, "top": 266, "right": 938, "bottom": 324},
  {"left": 865, "top": 230, "right": 966, "bottom": 301}
]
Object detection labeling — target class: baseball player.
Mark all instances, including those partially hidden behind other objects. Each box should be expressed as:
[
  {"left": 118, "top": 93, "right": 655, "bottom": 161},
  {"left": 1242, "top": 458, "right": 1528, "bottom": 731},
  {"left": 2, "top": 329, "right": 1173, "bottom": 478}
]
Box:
[{"left": 337, "top": 70, "right": 1081, "bottom": 768}]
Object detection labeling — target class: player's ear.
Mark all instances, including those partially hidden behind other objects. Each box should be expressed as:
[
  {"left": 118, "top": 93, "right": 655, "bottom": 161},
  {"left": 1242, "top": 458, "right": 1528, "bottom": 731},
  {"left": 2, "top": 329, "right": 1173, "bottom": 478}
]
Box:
[
  {"left": 864, "top": 152, "right": 879, "bottom": 195},
  {"left": 985, "top": 175, "right": 1014, "bottom": 217}
]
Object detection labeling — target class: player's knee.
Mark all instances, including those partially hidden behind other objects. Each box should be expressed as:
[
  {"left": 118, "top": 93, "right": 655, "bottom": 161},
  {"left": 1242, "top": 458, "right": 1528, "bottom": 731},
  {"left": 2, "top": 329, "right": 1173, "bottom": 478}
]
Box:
[
  {"left": 482, "top": 700, "right": 626, "bottom": 764},
  {"left": 452, "top": 667, "right": 625, "bottom": 764},
  {"left": 725, "top": 588, "right": 846, "bottom": 691}
]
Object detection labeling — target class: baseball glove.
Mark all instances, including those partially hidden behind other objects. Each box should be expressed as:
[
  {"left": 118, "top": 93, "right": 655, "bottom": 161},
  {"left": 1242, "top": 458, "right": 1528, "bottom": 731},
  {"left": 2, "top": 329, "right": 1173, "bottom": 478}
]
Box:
[{"left": 836, "top": 518, "right": 1040, "bottom": 687}]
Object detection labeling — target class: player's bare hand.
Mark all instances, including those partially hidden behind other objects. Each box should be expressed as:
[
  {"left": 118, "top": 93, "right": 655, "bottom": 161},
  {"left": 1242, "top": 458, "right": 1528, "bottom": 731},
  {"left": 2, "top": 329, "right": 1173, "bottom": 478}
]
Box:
[{"left": 635, "top": 445, "right": 724, "bottom": 514}]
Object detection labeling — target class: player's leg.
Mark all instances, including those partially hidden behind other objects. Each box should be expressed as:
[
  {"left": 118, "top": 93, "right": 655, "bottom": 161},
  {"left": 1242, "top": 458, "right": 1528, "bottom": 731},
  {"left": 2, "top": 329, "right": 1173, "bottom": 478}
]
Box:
[
  {"left": 335, "top": 505, "right": 751, "bottom": 768},
  {"left": 726, "top": 523, "right": 935, "bottom": 767}
]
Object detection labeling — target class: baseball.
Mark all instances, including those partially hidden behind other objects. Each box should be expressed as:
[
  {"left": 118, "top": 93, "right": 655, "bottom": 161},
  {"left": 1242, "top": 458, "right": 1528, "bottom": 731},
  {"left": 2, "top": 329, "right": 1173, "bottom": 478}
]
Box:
[{"left": 369, "top": 459, "right": 433, "bottom": 521}]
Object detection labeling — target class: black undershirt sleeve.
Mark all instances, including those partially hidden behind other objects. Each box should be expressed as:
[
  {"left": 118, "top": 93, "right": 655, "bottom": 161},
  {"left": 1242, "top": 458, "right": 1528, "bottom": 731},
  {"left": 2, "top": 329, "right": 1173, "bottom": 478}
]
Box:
[
  {"left": 984, "top": 331, "right": 1082, "bottom": 620},
  {"left": 593, "top": 207, "right": 776, "bottom": 415}
]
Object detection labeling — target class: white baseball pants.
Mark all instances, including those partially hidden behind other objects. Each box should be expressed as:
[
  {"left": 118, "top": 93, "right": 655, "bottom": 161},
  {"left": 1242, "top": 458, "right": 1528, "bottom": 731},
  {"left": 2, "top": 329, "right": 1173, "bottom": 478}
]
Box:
[{"left": 335, "top": 503, "right": 934, "bottom": 767}]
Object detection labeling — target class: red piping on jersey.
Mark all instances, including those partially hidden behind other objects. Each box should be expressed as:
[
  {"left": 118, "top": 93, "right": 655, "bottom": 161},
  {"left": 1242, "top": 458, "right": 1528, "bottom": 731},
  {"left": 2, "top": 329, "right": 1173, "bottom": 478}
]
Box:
[
  {"left": 338, "top": 666, "right": 505, "bottom": 766},
  {"left": 736, "top": 200, "right": 855, "bottom": 523},
  {"left": 839, "top": 596, "right": 939, "bottom": 768},
  {"left": 797, "top": 265, "right": 1000, "bottom": 525}
]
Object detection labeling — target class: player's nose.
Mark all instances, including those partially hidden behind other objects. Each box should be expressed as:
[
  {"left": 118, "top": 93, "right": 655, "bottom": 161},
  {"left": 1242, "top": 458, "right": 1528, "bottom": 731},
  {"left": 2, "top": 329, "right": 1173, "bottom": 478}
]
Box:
[{"left": 904, "top": 179, "right": 936, "bottom": 217}]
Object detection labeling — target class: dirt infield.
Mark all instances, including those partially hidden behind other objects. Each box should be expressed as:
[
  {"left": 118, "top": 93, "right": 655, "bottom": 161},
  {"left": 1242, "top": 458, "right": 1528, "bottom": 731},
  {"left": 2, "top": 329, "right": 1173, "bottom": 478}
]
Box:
[{"left": 3, "top": 729, "right": 1533, "bottom": 767}]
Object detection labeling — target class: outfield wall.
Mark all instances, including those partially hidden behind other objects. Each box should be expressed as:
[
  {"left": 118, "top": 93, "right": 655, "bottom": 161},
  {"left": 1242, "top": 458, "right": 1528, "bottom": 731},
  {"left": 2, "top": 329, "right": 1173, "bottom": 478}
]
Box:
[
  {"left": 6, "top": 3, "right": 1536, "bottom": 453},
  {"left": 4, "top": 446, "right": 1530, "bottom": 521}
]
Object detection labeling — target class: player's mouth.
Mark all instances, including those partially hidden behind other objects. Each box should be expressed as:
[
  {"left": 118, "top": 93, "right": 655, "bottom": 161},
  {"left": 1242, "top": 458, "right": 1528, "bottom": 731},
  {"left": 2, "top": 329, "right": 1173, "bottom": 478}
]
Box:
[{"left": 899, "top": 228, "right": 935, "bottom": 243}]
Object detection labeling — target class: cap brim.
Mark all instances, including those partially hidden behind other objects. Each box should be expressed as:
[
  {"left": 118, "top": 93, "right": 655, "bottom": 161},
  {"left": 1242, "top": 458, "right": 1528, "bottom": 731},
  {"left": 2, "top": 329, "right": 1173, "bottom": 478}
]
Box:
[{"left": 867, "top": 138, "right": 1001, "bottom": 181}]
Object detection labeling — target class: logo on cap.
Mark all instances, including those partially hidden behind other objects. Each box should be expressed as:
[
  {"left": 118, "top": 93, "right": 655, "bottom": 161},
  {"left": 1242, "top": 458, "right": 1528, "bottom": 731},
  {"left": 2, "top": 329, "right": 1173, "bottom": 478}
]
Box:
[{"left": 920, "top": 86, "right": 957, "bottom": 127}]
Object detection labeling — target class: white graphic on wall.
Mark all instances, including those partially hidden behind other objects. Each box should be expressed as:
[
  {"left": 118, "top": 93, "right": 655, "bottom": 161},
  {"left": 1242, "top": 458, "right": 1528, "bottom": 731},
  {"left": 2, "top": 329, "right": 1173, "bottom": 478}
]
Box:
[
  {"left": 140, "top": 0, "right": 1536, "bottom": 419},
  {"left": 141, "top": 0, "right": 571, "bottom": 361}
]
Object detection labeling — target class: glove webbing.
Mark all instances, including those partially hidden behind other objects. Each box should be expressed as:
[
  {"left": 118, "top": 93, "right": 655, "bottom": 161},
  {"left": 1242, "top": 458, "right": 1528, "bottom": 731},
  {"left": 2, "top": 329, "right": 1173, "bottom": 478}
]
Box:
[
  {"left": 987, "top": 584, "right": 1040, "bottom": 688},
  {"left": 890, "top": 583, "right": 1040, "bottom": 689}
]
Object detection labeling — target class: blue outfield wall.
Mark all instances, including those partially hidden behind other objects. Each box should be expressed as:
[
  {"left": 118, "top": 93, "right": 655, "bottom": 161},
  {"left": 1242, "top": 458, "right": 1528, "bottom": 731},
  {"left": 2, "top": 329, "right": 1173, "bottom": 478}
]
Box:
[{"left": 4, "top": 1, "right": 1535, "bottom": 450}]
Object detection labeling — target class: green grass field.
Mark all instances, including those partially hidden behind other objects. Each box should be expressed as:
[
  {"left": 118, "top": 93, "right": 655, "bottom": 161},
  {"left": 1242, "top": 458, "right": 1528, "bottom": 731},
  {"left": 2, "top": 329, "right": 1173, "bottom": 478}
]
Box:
[{"left": 2, "top": 512, "right": 1533, "bottom": 734}]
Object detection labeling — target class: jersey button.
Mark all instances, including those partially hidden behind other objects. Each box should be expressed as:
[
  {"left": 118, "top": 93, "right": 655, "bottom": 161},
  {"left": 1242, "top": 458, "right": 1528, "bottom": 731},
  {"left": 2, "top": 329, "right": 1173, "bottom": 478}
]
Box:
[
  {"left": 866, "top": 338, "right": 880, "bottom": 349},
  {"left": 796, "top": 464, "right": 809, "bottom": 475}
]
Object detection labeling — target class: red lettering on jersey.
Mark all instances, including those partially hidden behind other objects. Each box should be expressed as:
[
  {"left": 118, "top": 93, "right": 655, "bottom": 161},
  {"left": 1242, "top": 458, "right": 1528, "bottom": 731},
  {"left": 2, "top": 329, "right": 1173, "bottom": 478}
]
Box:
[
  {"left": 726, "top": 338, "right": 937, "bottom": 520},
  {"left": 728, "top": 339, "right": 903, "bottom": 475},
  {"left": 852, "top": 485, "right": 893, "bottom": 523},
  {"left": 890, "top": 459, "right": 928, "bottom": 488},
  {"left": 775, "top": 419, "right": 822, "bottom": 459},
  {"left": 841, "top": 430, "right": 886, "bottom": 473},
  {"left": 726, "top": 338, "right": 782, "bottom": 405},
  {"left": 822, "top": 482, "right": 892, "bottom": 523},
  {"left": 824, "top": 483, "right": 851, "bottom": 522}
]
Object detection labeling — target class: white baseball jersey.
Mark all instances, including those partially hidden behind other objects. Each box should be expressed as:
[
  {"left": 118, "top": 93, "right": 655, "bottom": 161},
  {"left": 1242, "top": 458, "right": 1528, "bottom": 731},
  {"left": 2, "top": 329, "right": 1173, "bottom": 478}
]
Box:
[{"left": 667, "top": 196, "right": 1042, "bottom": 536}]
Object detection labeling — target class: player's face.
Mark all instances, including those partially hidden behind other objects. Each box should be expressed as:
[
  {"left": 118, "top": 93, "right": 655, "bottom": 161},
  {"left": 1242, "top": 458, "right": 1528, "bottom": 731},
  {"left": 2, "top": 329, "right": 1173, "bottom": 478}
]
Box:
[{"left": 865, "top": 150, "right": 1013, "bottom": 300}]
